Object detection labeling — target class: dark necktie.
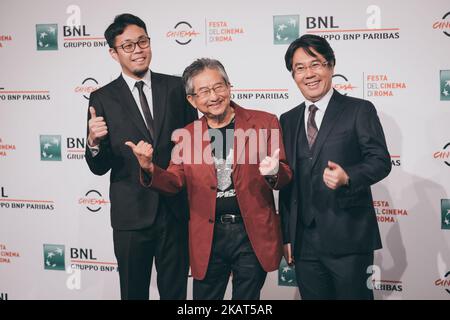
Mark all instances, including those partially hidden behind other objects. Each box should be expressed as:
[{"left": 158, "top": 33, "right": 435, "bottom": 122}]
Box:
[
  {"left": 306, "top": 104, "right": 318, "bottom": 149},
  {"left": 135, "top": 81, "right": 155, "bottom": 139}
]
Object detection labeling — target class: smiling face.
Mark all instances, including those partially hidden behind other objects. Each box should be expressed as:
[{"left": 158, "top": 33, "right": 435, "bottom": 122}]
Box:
[
  {"left": 292, "top": 47, "right": 334, "bottom": 102},
  {"left": 109, "top": 24, "right": 151, "bottom": 79},
  {"left": 187, "top": 68, "right": 232, "bottom": 123}
]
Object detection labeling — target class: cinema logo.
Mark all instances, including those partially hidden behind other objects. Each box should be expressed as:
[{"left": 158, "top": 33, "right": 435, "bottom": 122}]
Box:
[
  {"left": 434, "top": 271, "right": 450, "bottom": 295},
  {"left": 0, "top": 243, "right": 21, "bottom": 265},
  {"left": 433, "top": 142, "right": 450, "bottom": 167},
  {"left": 79, "top": 190, "right": 109, "bottom": 213},
  {"left": 364, "top": 74, "right": 407, "bottom": 98},
  {"left": 63, "top": 5, "right": 107, "bottom": 48},
  {"left": 0, "top": 34, "right": 13, "bottom": 48},
  {"left": 432, "top": 12, "right": 450, "bottom": 37},
  {"left": 167, "top": 21, "right": 200, "bottom": 45},
  {"left": 306, "top": 6, "right": 400, "bottom": 41},
  {"left": 75, "top": 78, "right": 100, "bottom": 100},
  {"left": 0, "top": 137, "right": 16, "bottom": 157},
  {"left": 0, "top": 87, "right": 50, "bottom": 102},
  {"left": 230, "top": 88, "right": 289, "bottom": 101},
  {"left": 206, "top": 20, "right": 245, "bottom": 44},
  {"left": 373, "top": 200, "right": 408, "bottom": 223},
  {"left": 0, "top": 186, "right": 55, "bottom": 212},
  {"left": 332, "top": 74, "right": 357, "bottom": 96}
]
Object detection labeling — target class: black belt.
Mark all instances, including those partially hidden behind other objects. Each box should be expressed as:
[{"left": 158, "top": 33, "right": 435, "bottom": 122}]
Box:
[{"left": 215, "top": 214, "right": 243, "bottom": 224}]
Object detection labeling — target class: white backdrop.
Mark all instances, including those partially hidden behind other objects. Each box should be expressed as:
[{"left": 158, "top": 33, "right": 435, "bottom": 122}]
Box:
[{"left": 1, "top": 0, "right": 449, "bottom": 300}]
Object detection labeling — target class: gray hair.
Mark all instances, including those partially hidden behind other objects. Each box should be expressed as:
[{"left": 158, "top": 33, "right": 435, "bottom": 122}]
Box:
[{"left": 182, "top": 58, "right": 230, "bottom": 95}]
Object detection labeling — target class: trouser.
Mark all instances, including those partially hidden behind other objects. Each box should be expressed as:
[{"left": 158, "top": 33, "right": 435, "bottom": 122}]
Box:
[
  {"left": 113, "top": 205, "right": 189, "bottom": 300},
  {"left": 193, "top": 220, "right": 267, "bottom": 300}
]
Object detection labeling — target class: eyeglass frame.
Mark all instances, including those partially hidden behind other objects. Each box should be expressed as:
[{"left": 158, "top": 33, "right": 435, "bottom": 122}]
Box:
[
  {"left": 292, "top": 60, "right": 330, "bottom": 76},
  {"left": 188, "top": 82, "right": 230, "bottom": 99},
  {"left": 114, "top": 36, "right": 151, "bottom": 53}
]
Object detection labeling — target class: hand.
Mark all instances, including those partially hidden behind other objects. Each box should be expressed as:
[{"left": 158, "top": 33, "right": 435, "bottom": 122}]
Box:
[
  {"left": 283, "top": 243, "right": 295, "bottom": 266},
  {"left": 125, "top": 140, "right": 154, "bottom": 172},
  {"left": 323, "top": 160, "right": 349, "bottom": 190},
  {"left": 259, "top": 148, "right": 280, "bottom": 176},
  {"left": 88, "top": 107, "right": 108, "bottom": 147}
]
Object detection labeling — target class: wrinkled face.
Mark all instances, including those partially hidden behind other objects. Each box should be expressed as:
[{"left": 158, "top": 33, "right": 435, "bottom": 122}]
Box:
[
  {"left": 291, "top": 47, "right": 334, "bottom": 102},
  {"left": 187, "top": 68, "right": 232, "bottom": 119},
  {"left": 110, "top": 24, "right": 151, "bottom": 79}
]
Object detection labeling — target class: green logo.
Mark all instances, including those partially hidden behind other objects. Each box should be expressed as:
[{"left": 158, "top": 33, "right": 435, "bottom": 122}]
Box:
[
  {"left": 43, "top": 244, "right": 65, "bottom": 271},
  {"left": 278, "top": 257, "right": 297, "bottom": 287},
  {"left": 441, "top": 70, "right": 450, "bottom": 101},
  {"left": 40, "top": 135, "right": 61, "bottom": 161},
  {"left": 273, "top": 15, "right": 299, "bottom": 45},
  {"left": 36, "top": 24, "right": 58, "bottom": 50},
  {"left": 442, "top": 199, "right": 450, "bottom": 230}
]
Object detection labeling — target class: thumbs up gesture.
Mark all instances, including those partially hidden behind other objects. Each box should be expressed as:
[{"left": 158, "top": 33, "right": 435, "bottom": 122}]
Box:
[
  {"left": 125, "top": 140, "right": 154, "bottom": 172},
  {"left": 259, "top": 148, "right": 280, "bottom": 176},
  {"left": 88, "top": 107, "right": 108, "bottom": 147},
  {"left": 323, "top": 160, "right": 349, "bottom": 190}
]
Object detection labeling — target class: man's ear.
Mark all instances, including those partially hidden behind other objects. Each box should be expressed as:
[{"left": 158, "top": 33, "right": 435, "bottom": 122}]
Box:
[
  {"left": 187, "top": 95, "right": 198, "bottom": 109},
  {"left": 109, "top": 47, "right": 119, "bottom": 63}
]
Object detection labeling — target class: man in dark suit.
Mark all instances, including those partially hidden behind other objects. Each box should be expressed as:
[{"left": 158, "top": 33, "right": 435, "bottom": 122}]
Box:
[
  {"left": 85, "top": 14, "right": 197, "bottom": 300},
  {"left": 279, "top": 34, "right": 391, "bottom": 299}
]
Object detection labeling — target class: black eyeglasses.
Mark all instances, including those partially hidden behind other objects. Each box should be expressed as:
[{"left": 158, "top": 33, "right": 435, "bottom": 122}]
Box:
[{"left": 115, "top": 37, "right": 150, "bottom": 53}]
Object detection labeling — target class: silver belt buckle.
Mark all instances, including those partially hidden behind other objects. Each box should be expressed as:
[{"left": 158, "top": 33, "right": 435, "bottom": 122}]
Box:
[{"left": 220, "top": 214, "right": 235, "bottom": 224}]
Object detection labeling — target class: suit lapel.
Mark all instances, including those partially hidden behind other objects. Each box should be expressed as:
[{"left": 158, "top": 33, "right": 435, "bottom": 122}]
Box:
[
  {"left": 311, "top": 90, "right": 345, "bottom": 168},
  {"left": 289, "top": 103, "right": 305, "bottom": 168},
  {"left": 192, "top": 117, "right": 215, "bottom": 176},
  {"left": 150, "top": 72, "right": 168, "bottom": 148},
  {"left": 113, "top": 75, "right": 152, "bottom": 142}
]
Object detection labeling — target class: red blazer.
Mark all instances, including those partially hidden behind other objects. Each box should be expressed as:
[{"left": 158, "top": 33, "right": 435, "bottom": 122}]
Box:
[{"left": 144, "top": 103, "right": 292, "bottom": 280}]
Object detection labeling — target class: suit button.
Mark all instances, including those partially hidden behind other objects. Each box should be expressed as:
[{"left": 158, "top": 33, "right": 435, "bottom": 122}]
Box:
[
  {"left": 210, "top": 186, "right": 216, "bottom": 190},
  {"left": 208, "top": 219, "right": 214, "bottom": 223},
  {"left": 309, "top": 157, "right": 312, "bottom": 160}
]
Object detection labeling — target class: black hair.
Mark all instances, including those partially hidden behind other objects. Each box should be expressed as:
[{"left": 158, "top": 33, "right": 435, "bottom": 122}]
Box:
[
  {"left": 104, "top": 13, "right": 147, "bottom": 48},
  {"left": 284, "top": 34, "right": 336, "bottom": 72}
]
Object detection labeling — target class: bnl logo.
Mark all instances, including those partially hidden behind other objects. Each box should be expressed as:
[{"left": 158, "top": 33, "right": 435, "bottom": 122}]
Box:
[
  {"left": 273, "top": 15, "right": 299, "bottom": 45},
  {"left": 43, "top": 244, "right": 65, "bottom": 271},
  {"left": 40, "top": 135, "right": 61, "bottom": 161},
  {"left": 442, "top": 199, "right": 450, "bottom": 230},
  {"left": 440, "top": 70, "right": 450, "bottom": 101},
  {"left": 278, "top": 257, "right": 297, "bottom": 287},
  {"left": 36, "top": 24, "right": 58, "bottom": 50}
]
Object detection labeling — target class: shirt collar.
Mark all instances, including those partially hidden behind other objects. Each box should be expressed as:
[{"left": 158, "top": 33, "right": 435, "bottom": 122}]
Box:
[
  {"left": 122, "top": 69, "right": 152, "bottom": 92},
  {"left": 305, "top": 87, "right": 334, "bottom": 113}
]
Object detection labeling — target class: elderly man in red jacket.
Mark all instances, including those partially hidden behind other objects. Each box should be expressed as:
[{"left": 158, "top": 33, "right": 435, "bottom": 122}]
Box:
[{"left": 126, "top": 58, "right": 292, "bottom": 300}]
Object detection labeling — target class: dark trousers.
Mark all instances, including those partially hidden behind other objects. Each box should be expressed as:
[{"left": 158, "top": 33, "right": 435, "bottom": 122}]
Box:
[
  {"left": 113, "top": 204, "right": 189, "bottom": 300},
  {"left": 193, "top": 222, "right": 267, "bottom": 300},
  {"left": 294, "top": 223, "right": 374, "bottom": 300}
]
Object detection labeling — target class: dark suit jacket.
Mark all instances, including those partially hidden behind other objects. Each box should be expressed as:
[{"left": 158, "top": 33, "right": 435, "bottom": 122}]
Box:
[
  {"left": 85, "top": 72, "right": 198, "bottom": 230},
  {"left": 279, "top": 90, "right": 391, "bottom": 255},
  {"left": 144, "top": 104, "right": 293, "bottom": 279}
]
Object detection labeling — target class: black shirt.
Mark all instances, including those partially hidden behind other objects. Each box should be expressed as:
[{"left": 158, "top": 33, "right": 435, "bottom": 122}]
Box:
[{"left": 208, "top": 119, "right": 241, "bottom": 216}]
